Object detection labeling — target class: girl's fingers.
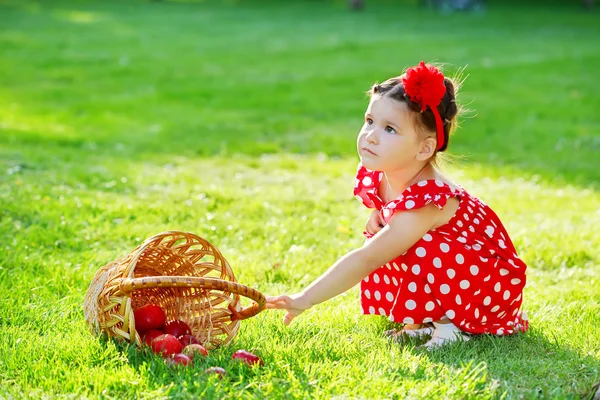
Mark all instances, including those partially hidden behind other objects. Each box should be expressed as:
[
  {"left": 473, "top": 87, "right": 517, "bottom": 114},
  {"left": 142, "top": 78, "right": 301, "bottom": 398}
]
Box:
[
  {"left": 266, "top": 295, "right": 290, "bottom": 304},
  {"left": 265, "top": 294, "right": 308, "bottom": 325},
  {"left": 265, "top": 301, "right": 291, "bottom": 310},
  {"left": 367, "top": 221, "right": 378, "bottom": 234},
  {"left": 366, "top": 211, "right": 384, "bottom": 234},
  {"left": 283, "top": 312, "right": 294, "bottom": 326},
  {"left": 265, "top": 295, "right": 294, "bottom": 310},
  {"left": 367, "top": 224, "right": 380, "bottom": 235}
]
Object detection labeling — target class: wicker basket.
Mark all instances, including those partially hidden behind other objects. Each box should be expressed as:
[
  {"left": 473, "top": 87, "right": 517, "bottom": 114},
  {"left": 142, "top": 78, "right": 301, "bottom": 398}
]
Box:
[{"left": 83, "top": 231, "right": 265, "bottom": 349}]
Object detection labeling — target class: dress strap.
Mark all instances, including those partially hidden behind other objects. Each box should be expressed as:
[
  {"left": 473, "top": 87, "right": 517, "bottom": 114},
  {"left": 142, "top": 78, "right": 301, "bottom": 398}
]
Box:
[
  {"left": 380, "top": 179, "right": 462, "bottom": 223},
  {"left": 353, "top": 163, "right": 384, "bottom": 209}
]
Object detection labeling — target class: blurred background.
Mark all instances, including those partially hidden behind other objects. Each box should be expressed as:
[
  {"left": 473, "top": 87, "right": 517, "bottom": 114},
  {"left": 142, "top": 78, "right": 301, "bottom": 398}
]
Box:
[{"left": 1, "top": 0, "right": 598, "bottom": 185}]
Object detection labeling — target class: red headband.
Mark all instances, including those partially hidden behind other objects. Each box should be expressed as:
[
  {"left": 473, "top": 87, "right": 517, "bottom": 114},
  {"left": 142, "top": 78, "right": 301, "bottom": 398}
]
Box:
[{"left": 401, "top": 61, "right": 447, "bottom": 151}]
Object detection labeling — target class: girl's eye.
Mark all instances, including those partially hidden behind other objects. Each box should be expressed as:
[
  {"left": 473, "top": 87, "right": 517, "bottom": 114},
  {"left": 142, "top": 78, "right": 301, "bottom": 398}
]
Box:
[
  {"left": 385, "top": 126, "right": 396, "bottom": 134},
  {"left": 366, "top": 118, "right": 373, "bottom": 125}
]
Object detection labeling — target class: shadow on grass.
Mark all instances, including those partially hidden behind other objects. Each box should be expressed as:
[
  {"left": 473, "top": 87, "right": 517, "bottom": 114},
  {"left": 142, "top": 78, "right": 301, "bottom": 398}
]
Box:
[
  {"left": 94, "top": 314, "right": 599, "bottom": 398},
  {"left": 110, "top": 336, "right": 315, "bottom": 398},
  {"left": 384, "top": 325, "right": 600, "bottom": 399}
]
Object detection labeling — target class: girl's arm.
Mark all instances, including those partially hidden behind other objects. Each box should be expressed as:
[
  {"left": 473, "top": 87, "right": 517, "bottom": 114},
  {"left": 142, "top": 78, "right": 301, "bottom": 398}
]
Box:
[{"left": 266, "top": 203, "right": 443, "bottom": 325}]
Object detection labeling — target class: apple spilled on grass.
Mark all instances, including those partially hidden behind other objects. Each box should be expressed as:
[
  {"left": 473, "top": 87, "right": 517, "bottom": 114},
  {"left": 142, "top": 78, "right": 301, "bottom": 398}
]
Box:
[
  {"left": 134, "top": 304, "right": 263, "bottom": 373},
  {"left": 232, "top": 349, "right": 264, "bottom": 366}
]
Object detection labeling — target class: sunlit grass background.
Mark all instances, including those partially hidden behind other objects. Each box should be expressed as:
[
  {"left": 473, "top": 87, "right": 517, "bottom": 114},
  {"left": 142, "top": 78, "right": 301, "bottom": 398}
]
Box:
[{"left": 1, "top": 0, "right": 599, "bottom": 398}]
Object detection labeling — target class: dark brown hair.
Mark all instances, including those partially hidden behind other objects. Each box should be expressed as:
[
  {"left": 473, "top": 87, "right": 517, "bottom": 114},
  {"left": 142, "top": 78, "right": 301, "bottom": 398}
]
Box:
[{"left": 367, "top": 73, "right": 460, "bottom": 154}]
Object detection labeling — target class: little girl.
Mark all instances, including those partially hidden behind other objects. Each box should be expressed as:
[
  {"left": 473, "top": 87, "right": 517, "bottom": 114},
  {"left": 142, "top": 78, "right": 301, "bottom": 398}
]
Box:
[{"left": 266, "top": 61, "right": 528, "bottom": 349}]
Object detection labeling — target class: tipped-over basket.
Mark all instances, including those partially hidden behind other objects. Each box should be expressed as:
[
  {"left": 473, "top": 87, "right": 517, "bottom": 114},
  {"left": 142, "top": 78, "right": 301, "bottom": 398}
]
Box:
[{"left": 84, "top": 231, "right": 265, "bottom": 349}]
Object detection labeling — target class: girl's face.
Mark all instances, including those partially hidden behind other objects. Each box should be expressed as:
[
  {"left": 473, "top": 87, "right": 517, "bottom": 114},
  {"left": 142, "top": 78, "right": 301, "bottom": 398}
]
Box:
[{"left": 357, "top": 95, "right": 425, "bottom": 172}]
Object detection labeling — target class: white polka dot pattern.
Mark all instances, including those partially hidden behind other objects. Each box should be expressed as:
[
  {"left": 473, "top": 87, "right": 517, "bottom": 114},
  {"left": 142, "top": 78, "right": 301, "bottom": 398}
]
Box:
[{"left": 354, "top": 163, "right": 528, "bottom": 336}]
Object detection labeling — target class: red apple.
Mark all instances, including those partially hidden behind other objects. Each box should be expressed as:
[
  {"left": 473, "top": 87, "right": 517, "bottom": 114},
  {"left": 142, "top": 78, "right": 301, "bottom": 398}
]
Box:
[
  {"left": 166, "top": 353, "right": 192, "bottom": 366},
  {"left": 182, "top": 344, "right": 209, "bottom": 360},
  {"left": 164, "top": 320, "right": 192, "bottom": 338},
  {"left": 151, "top": 334, "right": 183, "bottom": 356},
  {"left": 204, "top": 366, "right": 226, "bottom": 378},
  {"left": 134, "top": 304, "right": 166, "bottom": 333},
  {"left": 142, "top": 329, "right": 164, "bottom": 346},
  {"left": 231, "top": 349, "right": 263, "bottom": 366},
  {"left": 178, "top": 334, "right": 200, "bottom": 347}
]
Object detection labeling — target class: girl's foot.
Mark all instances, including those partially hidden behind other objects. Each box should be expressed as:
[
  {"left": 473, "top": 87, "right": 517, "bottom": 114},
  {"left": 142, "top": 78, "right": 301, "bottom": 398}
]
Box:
[
  {"left": 385, "top": 323, "right": 434, "bottom": 340},
  {"left": 420, "top": 322, "right": 470, "bottom": 350}
]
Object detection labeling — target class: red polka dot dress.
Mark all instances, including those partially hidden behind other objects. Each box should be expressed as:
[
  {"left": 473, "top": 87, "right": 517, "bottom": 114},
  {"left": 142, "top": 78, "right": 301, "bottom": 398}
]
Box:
[{"left": 354, "top": 164, "right": 529, "bottom": 335}]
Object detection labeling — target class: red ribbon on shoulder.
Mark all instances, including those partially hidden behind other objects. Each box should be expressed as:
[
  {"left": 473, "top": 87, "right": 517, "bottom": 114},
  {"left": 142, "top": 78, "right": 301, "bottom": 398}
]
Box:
[{"left": 401, "top": 61, "right": 447, "bottom": 151}]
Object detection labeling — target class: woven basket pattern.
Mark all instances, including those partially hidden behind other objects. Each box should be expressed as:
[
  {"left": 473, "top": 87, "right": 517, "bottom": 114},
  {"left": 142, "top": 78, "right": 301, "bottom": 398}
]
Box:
[{"left": 83, "top": 231, "right": 264, "bottom": 349}]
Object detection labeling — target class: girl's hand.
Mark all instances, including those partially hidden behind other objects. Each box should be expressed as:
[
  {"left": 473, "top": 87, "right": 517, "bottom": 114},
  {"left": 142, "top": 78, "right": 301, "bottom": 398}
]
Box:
[
  {"left": 265, "top": 293, "right": 313, "bottom": 326},
  {"left": 366, "top": 209, "right": 384, "bottom": 235}
]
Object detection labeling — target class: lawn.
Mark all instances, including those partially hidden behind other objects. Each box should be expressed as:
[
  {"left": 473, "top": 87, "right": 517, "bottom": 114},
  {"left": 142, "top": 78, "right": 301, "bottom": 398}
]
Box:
[{"left": 0, "top": 0, "right": 599, "bottom": 398}]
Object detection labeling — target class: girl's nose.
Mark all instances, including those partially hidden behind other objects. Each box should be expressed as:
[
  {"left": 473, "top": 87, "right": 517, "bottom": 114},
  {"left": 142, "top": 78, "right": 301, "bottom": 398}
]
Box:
[{"left": 365, "top": 128, "right": 378, "bottom": 144}]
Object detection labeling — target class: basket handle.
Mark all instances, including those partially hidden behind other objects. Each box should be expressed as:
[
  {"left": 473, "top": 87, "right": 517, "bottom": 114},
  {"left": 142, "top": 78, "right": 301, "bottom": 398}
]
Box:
[{"left": 120, "top": 276, "right": 265, "bottom": 321}]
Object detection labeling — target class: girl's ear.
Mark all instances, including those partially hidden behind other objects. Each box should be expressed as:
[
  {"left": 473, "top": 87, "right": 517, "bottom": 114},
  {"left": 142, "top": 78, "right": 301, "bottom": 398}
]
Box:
[{"left": 416, "top": 137, "right": 436, "bottom": 161}]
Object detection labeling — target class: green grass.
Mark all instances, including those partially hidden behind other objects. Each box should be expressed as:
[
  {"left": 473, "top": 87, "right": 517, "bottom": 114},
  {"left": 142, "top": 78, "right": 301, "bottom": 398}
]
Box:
[{"left": 1, "top": 0, "right": 599, "bottom": 398}]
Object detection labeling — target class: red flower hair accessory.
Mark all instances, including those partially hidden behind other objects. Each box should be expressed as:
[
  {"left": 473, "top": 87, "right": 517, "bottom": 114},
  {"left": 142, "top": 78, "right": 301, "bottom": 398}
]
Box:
[{"left": 402, "top": 61, "right": 447, "bottom": 150}]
